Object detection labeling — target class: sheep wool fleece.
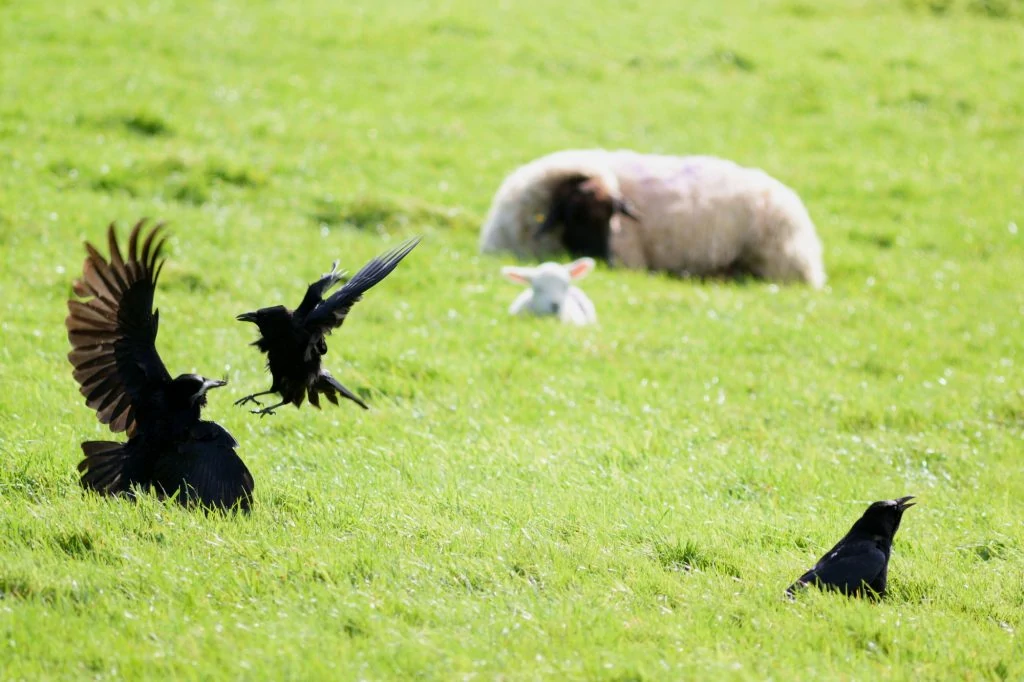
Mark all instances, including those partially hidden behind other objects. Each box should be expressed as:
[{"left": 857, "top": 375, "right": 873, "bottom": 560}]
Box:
[{"left": 479, "top": 149, "right": 826, "bottom": 288}]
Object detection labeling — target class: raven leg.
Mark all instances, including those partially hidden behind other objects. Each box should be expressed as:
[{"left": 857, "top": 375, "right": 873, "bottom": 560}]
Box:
[
  {"left": 234, "top": 390, "right": 275, "bottom": 407},
  {"left": 252, "top": 399, "right": 289, "bottom": 417}
]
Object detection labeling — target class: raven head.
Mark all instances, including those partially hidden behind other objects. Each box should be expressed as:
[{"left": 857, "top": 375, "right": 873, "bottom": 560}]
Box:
[
  {"left": 853, "top": 496, "right": 916, "bottom": 539},
  {"left": 171, "top": 373, "right": 227, "bottom": 409}
]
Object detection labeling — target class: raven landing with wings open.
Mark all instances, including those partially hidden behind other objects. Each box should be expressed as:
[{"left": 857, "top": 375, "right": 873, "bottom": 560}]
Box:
[
  {"left": 66, "top": 220, "right": 253, "bottom": 511},
  {"left": 236, "top": 237, "right": 420, "bottom": 416}
]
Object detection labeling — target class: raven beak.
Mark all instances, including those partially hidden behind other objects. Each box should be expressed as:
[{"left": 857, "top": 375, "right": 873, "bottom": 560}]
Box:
[
  {"left": 201, "top": 378, "right": 228, "bottom": 393},
  {"left": 191, "top": 378, "right": 227, "bottom": 406},
  {"left": 896, "top": 495, "right": 916, "bottom": 510},
  {"left": 236, "top": 312, "right": 257, "bottom": 323}
]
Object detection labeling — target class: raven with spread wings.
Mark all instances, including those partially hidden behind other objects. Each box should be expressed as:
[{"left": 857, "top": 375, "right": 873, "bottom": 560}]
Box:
[
  {"left": 66, "top": 220, "right": 253, "bottom": 511},
  {"left": 236, "top": 238, "right": 420, "bottom": 416}
]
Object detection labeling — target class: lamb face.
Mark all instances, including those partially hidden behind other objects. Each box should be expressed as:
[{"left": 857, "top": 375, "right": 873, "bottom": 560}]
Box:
[
  {"left": 502, "top": 258, "right": 596, "bottom": 323},
  {"left": 528, "top": 263, "right": 572, "bottom": 314}
]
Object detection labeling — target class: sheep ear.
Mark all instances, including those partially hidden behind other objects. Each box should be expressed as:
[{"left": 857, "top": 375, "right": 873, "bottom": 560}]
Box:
[
  {"left": 566, "top": 258, "right": 595, "bottom": 280},
  {"left": 502, "top": 265, "right": 534, "bottom": 285},
  {"left": 614, "top": 197, "right": 640, "bottom": 221}
]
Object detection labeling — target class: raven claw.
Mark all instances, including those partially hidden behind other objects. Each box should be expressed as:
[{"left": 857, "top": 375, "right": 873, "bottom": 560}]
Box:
[{"left": 234, "top": 394, "right": 263, "bottom": 407}]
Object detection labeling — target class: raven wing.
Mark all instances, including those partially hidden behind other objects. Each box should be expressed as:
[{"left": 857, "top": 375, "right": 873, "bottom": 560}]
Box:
[
  {"left": 66, "top": 220, "right": 172, "bottom": 435},
  {"left": 152, "top": 422, "right": 254, "bottom": 511},
  {"left": 302, "top": 237, "right": 420, "bottom": 340},
  {"left": 293, "top": 261, "right": 348, "bottom": 321},
  {"left": 789, "top": 541, "right": 887, "bottom": 595}
]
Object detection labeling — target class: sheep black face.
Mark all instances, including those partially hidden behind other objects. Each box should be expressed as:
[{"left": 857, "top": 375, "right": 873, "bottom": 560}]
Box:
[{"left": 539, "top": 176, "right": 638, "bottom": 262}]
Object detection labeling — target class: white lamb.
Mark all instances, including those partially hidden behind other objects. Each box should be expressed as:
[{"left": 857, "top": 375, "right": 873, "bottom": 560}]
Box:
[
  {"left": 501, "top": 257, "right": 598, "bottom": 326},
  {"left": 479, "top": 149, "right": 826, "bottom": 288}
]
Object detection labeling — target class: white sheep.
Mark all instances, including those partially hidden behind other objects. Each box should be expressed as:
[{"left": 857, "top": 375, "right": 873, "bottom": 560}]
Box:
[
  {"left": 479, "top": 149, "right": 826, "bottom": 288},
  {"left": 501, "top": 257, "right": 598, "bottom": 326}
]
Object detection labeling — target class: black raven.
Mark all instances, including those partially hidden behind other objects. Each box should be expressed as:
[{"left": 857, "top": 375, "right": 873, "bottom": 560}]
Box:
[
  {"left": 66, "top": 220, "right": 254, "bottom": 511},
  {"left": 787, "top": 496, "right": 915, "bottom": 598},
  {"left": 235, "top": 237, "right": 420, "bottom": 416}
]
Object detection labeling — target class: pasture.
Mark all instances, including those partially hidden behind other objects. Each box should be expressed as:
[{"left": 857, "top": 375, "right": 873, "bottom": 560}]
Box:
[{"left": 1, "top": 0, "right": 1022, "bottom": 678}]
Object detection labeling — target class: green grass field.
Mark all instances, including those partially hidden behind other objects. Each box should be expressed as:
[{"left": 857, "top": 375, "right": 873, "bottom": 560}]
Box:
[{"left": 2, "top": 0, "right": 1023, "bottom": 678}]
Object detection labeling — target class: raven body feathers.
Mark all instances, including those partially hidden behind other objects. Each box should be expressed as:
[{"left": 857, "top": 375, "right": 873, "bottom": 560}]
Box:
[{"left": 787, "top": 496, "right": 915, "bottom": 598}]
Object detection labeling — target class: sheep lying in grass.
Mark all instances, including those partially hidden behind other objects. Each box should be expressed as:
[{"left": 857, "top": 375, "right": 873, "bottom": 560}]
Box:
[
  {"left": 501, "top": 257, "right": 598, "bottom": 326},
  {"left": 479, "top": 149, "right": 826, "bottom": 288}
]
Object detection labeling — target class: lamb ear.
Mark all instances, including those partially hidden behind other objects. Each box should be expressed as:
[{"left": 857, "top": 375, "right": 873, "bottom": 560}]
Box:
[
  {"left": 502, "top": 265, "right": 534, "bottom": 285},
  {"left": 566, "top": 257, "right": 595, "bottom": 280}
]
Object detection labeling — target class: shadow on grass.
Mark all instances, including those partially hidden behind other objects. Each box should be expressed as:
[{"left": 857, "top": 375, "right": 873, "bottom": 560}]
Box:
[
  {"left": 50, "top": 152, "right": 266, "bottom": 207},
  {"left": 653, "top": 538, "right": 742, "bottom": 577},
  {"left": 310, "top": 195, "right": 475, "bottom": 233}
]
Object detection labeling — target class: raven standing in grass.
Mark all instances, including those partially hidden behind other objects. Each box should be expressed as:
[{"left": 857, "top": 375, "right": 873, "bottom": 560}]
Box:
[
  {"left": 236, "top": 237, "right": 420, "bottom": 416},
  {"left": 66, "top": 220, "right": 254, "bottom": 511},
  {"left": 787, "top": 496, "right": 915, "bottom": 598}
]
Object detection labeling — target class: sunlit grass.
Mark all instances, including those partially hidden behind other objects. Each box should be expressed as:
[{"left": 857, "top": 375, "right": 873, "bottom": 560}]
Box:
[{"left": 1, "top": 0, "right": 1022, "bottom": 678}]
